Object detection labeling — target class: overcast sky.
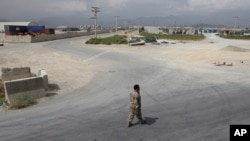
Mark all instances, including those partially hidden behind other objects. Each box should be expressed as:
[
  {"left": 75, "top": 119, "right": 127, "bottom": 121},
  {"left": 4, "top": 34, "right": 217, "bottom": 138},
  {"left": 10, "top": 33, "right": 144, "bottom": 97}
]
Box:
[{"left": 0, "top": 0, "right": 250, "bottom": 27}]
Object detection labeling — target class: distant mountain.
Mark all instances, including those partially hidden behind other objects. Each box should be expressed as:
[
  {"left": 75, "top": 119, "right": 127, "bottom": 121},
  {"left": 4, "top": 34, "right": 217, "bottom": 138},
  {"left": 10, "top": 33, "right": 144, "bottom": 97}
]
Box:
[
  {"left": 3, "top": 9, "right": 249, "bottom": 28},
  {"left": 37, "top": 15, "right": 230, "bottom": 28},
  {"left": 133, "top": 15, "right": 231, "bottom": 27},
  {"left": 192, "top": 24, "right": 226, "bottom": 28},
  {"left": 0, "top": 15, "right": 240, "bottom": 28},
  {"left": 38, "top": 15, "right": 89, "bottom": 27}
]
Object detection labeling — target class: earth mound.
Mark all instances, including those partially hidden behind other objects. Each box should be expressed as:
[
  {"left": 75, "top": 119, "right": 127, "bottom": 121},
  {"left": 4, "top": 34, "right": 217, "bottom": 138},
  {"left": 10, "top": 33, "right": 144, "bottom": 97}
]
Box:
[{"left": 221, "top": 46, "right": 250, "bottom": 52}]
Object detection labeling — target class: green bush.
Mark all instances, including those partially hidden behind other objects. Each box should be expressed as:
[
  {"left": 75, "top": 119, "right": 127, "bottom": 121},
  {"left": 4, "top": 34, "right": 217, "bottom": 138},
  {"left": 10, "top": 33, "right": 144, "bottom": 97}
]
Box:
[
  {"left": 140, "top": 32, "right": 205, "bottom": 41},
  {"left": 86, "top": 35, "right": 128, "bottom": 45},
  {"left": 9, "top": 94, "right": 37, "bottom": 109}
]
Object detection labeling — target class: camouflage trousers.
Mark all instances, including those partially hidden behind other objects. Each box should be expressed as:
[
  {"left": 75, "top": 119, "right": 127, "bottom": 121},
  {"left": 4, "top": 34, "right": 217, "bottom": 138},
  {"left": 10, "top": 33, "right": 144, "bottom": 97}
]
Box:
[{"left": 128, "top": 106, "right": 143, "bottom": 123}]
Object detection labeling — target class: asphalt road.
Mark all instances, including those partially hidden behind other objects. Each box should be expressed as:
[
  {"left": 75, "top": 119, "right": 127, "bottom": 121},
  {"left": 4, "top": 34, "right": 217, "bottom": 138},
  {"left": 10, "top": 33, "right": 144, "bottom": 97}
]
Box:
[{"left": 1, "top": 34, "right": 250, "bottom": 141}]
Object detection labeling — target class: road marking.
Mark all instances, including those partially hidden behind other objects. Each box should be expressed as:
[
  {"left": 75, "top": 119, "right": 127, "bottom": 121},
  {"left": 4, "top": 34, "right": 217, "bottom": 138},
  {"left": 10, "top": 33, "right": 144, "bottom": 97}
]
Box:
[{"left": 84, "top": 51, "right": 110, "bottom": 62}]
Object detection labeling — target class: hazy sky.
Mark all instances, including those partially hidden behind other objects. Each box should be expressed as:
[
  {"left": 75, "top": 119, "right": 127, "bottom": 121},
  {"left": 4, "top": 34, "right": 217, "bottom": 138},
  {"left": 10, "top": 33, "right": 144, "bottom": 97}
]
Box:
[{"left": 0, "top": 0, "right": 250, "bottom": 26}]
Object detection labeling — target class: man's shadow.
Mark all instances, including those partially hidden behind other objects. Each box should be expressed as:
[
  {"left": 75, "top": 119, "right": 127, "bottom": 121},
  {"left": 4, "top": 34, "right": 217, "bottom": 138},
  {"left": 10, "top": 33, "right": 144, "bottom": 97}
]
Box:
[{"left": 144, "top": 117, "right": 159, "bottom": 125}]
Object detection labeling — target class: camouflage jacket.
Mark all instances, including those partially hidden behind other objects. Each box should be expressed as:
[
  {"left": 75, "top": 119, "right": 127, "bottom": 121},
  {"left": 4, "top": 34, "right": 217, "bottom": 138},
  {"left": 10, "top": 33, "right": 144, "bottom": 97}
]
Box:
[{"left": 130, "top": 91, "right": 141, "bottom": 108}]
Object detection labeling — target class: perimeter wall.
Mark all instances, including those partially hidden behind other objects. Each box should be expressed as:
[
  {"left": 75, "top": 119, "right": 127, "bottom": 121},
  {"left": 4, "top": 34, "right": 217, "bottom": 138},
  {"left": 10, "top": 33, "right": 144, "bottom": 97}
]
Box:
[{"left": 0, "top": 30, "right": 112, "bottom": 43}]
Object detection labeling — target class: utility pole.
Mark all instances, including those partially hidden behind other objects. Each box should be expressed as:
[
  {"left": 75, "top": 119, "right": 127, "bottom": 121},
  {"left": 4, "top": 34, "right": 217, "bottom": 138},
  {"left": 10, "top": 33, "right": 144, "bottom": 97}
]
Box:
[
  {"left": 123, "top": 19, "right": 128, "bottom": 30},
  {"left": 91, "top": 6, "right": 100, "bottom": 38},
  {"left": 114, "top": 16, "right": 120, "bottom": 33},
  {"left": 234, "top": 16, "right": 239, "bottom": 28},
  {"left": 234, "top": 16, "right": 239, "bottom": 35}
]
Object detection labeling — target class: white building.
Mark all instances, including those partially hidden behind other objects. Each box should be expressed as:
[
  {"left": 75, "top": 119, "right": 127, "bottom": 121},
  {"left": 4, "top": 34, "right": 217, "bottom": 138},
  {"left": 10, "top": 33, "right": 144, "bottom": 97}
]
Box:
[
  {"left": 0, "top": 22, "right": 38, "bottom": 32},
  {"left": 144, "top": 26, "right": 162, "bottom": 34}
]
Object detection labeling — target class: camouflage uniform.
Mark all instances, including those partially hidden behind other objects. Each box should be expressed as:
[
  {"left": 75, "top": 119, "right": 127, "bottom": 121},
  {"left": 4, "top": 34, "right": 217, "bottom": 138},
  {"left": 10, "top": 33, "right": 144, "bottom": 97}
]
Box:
[{"left": 128, "top": 90, "right": 144, "bottom": 124}]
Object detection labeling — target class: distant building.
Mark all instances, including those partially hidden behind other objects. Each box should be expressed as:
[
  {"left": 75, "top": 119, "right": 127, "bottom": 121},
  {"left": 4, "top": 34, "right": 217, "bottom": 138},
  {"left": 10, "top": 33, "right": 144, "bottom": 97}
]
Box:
[
  {"left": 144, "top": 26, "right": 162, "bottom": 34},
  {"left": 219, "top": 28, "right": 244, "bottom": 36},
  {"left": 0, "top": 22, "right": 38, "bottom": 33},
  {"left": 143, "top": 26, "right": 197, "bottom": 35},
  {"left": 202, "top": 28, "right": 218, "bottom": 34},
  {"left": 244, "top": 28, "right": 250, "bottom": 36}
]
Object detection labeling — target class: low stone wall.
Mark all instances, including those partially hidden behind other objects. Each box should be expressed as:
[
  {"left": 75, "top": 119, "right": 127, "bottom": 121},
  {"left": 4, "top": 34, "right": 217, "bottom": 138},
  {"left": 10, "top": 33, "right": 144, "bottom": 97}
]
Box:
[
  {"left": 0, "top": 30, "right": 112, "bottom": 43},
  {"left": 1, "top": 67, "right": 32, "bottom": 81},
  {"left": 4, "top": 77, "right": 46, "bottom": 104}
]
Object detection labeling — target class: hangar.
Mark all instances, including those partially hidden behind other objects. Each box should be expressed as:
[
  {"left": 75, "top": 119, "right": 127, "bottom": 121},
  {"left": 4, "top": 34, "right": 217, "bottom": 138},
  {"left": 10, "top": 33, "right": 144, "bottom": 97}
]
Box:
[{"left": 0, "top": 22, "right": 38, "bottom": 32}]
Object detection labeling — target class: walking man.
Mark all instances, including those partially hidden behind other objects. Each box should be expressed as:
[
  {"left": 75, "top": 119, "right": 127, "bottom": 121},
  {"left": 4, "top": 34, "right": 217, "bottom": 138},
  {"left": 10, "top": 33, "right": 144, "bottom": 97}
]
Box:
[{"left": 128, "top": 84, "right": 146, "bottom": 127}]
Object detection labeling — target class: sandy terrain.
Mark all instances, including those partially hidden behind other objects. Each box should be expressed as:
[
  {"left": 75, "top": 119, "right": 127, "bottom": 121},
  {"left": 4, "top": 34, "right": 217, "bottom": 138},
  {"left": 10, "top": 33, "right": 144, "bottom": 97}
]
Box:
[
  {"left": 154, "top": 43, "right": 250, "bottom": 72},
  {"left": 77, "top": 36, "right": 250, "bottom": 74},
  {"left": 1, "top": 34, "right": 250, "bottom": 95},
  {"left": 0, "top": 43, "right": 95, "bottom": 95}
]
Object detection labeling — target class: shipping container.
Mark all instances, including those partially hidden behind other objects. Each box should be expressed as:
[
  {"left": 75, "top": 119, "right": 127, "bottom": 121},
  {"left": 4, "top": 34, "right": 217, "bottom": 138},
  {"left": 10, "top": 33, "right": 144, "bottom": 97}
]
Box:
[
  {"left": 4, "top": 25, "right": 27, "bottom": 32},
  {"left": 5, "top": 31, "right": 11, "bottom": 35},
  {"left": 4, "top": 25, "right": 47, "bottom": 35},
  {"left": 27, "top": 26, "right": 45, "bottom": 32},
  {"left": 27, "top": 26, "right": 45, "bottom": 34},
  {"left": 5, "top": 31, "right": 23, "bottom": 36},
  {"left": 44, "top": 28, "right": 55, "bottom": 34}
]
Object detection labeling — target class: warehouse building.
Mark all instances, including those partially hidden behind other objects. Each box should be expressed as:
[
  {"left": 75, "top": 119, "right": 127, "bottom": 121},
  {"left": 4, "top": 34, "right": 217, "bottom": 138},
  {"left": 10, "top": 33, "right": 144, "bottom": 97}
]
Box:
[
  {"left": 0, "top": 22, "right": 55, "bottom": 36},
  {"left": 0, "top": 22, "right": 38, "bottom": 33}
]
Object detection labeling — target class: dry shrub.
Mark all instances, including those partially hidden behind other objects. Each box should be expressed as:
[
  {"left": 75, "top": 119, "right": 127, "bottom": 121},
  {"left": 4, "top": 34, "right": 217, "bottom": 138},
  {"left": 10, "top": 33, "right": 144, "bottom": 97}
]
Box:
[
  {"left": 0, "top": 79, "right": 4, "bottom": 98},
  {"left": 8, "top": 94, "right": 37, "bottom": 109}
]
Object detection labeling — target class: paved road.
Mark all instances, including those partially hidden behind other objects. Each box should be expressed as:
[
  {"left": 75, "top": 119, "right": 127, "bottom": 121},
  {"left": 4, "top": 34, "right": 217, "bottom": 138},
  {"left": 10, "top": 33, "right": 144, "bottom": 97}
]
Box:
[{"left": 1, "top": 34, "right": 250, "bottom": 141}]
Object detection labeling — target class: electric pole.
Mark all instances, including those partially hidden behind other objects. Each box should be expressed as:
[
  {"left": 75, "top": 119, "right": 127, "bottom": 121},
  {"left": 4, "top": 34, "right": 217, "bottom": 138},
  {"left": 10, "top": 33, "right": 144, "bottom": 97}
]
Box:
[
  {"left": 91, "top": 6, "right": 100, "bottom": 38},
  {"left": 114, "top": 16, "right": 120, "bottom": 33},
  {"left": 234, "top": 16, "right": 239, "bottom": 35},
  {"left": 234, "top": 16, "right": 239, "bottom": 28}
]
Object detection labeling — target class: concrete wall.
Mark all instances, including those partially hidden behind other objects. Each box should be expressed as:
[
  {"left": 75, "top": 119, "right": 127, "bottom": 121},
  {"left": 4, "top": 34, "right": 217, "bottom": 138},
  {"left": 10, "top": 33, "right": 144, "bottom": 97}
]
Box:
[
  {"left": 0, "top": 30, "right": 112, "bottom": 43},
  {"left": 1, "top": 67, "right": 32, "bottom": 81},
  {"left": 0, "top": 35, "right": 32, "bottom": 43},
  {"left": 4, "top": 77, "right": 46, "bottom": 104},
  {"left": 38, "top": 70, "right": 48, "bottom": 91}
]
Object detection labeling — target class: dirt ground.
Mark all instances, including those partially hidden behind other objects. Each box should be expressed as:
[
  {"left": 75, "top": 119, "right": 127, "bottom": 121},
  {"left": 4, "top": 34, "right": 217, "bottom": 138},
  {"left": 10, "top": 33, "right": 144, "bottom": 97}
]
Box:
[
  {"left": 77, "top": 38, "right": 250, "bottom": 74},
  {"left": 0, "top": 43, "right": 95, "bottom": 95},
  {"left": 1, "top": 35, "right": 250, "bottom": 95}
]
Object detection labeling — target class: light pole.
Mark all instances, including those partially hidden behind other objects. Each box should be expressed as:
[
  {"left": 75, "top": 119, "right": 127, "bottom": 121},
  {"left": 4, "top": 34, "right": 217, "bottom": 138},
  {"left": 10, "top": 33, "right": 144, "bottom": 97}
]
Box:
[
  {"left": 91, "top": 6, "right": 100, "bottom": 38},
  {"left": 114, "top": 16, "right": 120, "bottom": 33},
  {"left": 234, "top": 16, "right": 239, "bottom": 35},
  {"left": 234, "top": 16, "right": 239, "bottom": 28}
]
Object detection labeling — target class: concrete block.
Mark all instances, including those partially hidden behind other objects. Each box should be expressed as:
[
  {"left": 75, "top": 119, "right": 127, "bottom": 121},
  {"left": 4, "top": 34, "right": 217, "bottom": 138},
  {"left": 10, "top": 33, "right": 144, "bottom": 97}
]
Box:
[
  {"left": 38, "top": 69, "right": 49, "bottom": 90},
  {"left": 4, "top": 77, "right": 46, "bottom": 104}
]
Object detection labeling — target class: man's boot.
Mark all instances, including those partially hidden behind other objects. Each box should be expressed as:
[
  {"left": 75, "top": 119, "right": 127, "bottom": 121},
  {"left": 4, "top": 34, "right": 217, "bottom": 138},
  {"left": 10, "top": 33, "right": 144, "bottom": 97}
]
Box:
[
  {"left": 128, "top": 122, "right": 132, "bottom": 127},
  {"left": 140, "top": 120, "right": 146, "bottom": 124}
]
